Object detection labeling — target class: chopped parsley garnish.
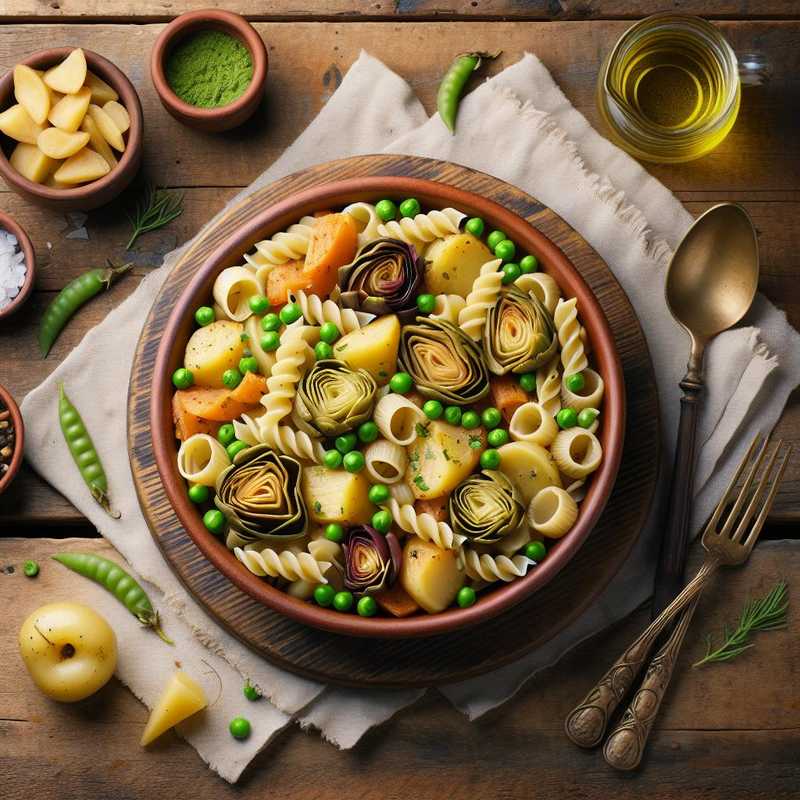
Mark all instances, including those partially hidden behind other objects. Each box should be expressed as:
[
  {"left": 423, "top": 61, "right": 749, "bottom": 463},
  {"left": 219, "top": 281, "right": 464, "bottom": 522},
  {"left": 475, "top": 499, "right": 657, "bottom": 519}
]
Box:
[
  {"left": 415, "top": 422, "right": 429, "bottom": 438},
  {"left": 314, "top": 500, "right": 322, "bottom": 513},
  {"left": 443, "top": 449, "right": 450, "bottom": 461},
  {"left": 468, "top": 435, "right": 483, "bottom": 449},
  {"left": 413, "top": 475, "right": 430, "bottom": 492}
]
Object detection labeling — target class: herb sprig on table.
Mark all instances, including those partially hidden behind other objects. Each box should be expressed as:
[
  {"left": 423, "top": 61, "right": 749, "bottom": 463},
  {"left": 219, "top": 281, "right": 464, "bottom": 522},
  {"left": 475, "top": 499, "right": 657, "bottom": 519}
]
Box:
[
  {"left": 693, "top": 580, "right": 789, "bottom": 668},
  {"left": 126, "top": 185, "right": 184, "bottom": 249}
]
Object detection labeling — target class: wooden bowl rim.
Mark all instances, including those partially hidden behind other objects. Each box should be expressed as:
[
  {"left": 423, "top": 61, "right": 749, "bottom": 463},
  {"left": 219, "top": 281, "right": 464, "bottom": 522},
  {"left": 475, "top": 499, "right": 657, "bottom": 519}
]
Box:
[
  {"left": 150, "top": 174, "right": 626, "bottom": 638},
  {"left": 0, "top": 209, "right": 35, "bottom": 320},
  {"left": 0, "top": 382, "right": 24, "bottom": 495},
  {"left": 0, "top": 48, "right": 143, "bottom": 203},
  {"left": 149, "top": 9, "right": 268, "bottom": 123}
]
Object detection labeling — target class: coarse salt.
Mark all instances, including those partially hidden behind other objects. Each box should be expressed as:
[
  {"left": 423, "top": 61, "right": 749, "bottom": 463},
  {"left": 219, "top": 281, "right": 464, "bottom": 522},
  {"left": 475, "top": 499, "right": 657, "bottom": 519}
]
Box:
[{"left": 0, "top": 228, "right": 26, "bottom": 311}]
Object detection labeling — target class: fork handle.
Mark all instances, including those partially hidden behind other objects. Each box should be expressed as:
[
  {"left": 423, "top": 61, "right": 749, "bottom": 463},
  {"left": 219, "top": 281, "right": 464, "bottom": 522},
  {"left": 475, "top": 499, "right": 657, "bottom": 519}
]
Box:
[{"left": 603, "top": 594, "right": 700, "bottom": 770}]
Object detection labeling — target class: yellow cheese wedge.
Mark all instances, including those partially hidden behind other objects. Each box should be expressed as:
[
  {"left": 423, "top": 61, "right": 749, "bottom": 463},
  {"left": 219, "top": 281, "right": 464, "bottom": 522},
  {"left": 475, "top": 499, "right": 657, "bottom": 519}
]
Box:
[
  {"left": 37, "top": 127, "right": 90, "bottom": 159},
  {"left": 13, "top": 65, "right": 50, "bottom": 125},
  {"left": 140, "top": 671, "right": 208, "bottom": 747},
  {"left": 48, "top": 86, "right": 91, "bottom": 132},
  {"left": 43, "top": 48, "right": 87, "bottom": 95},
  {"left": 87, "top": 103, "right": 125, "bottom": 152},
  {"left": 9, "top": 142, "right": 57, "bottom": 184},
  {"left": 0, "top": 104, "right": 47, "bottom": 144},
  {"left": 102, "top": 99, "right": 129, "bottom": 133},
  {"left": 84, "top": 70, "right": 119, "bottom": 105},
  {"left": 53, "top": 147, "right": 110, "bottom": 185},
  {"left": 80, "top": 114, "right": 117, "bottom": 169}
]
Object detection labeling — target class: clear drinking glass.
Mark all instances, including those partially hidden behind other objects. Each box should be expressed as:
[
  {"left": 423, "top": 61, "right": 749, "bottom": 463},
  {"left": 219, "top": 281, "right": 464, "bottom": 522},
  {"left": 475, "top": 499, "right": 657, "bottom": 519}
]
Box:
[{"left": 597, "top": 14, "right": 770, "bottom": 163}]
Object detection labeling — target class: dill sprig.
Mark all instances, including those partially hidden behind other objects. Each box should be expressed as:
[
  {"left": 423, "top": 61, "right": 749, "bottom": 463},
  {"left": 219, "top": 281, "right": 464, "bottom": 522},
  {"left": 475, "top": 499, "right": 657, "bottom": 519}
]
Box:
[
  {"left": 693, "top": 580, "right": 789, "bottom": 668},
  {"left": 126, "top": 185, "right": 184, "bottom": 249}
]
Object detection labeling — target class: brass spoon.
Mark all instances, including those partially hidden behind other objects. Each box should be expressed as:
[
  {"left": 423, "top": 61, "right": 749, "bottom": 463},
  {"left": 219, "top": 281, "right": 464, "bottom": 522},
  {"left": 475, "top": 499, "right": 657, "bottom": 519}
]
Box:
[{"left": 651, "top": 203, "right": 759, "bottom": 616}]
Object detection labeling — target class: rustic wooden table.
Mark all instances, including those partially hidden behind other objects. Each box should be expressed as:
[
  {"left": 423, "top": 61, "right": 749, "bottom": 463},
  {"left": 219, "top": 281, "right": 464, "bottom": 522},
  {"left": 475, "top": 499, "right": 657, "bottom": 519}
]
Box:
[{"left": 1, "top": 3, "right": 798, "bottom": 798}]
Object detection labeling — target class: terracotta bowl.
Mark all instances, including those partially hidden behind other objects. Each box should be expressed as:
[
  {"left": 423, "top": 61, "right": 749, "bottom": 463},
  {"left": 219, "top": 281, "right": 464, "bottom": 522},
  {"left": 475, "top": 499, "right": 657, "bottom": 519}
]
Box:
[
  {"left": 0, "top": 383, "right": 24, "bottom": 496},
  {"left": 0, "top": 210, "right": 35, "bottom": 321},
  {"left": 0, "top": 48, "right": 143, "bottom": 212},
  {"left": 150, "top": 10, "right": 268, "bottom": 133},
  {"left": 151, "top": 176, "right": 626, "bottom": 638}
]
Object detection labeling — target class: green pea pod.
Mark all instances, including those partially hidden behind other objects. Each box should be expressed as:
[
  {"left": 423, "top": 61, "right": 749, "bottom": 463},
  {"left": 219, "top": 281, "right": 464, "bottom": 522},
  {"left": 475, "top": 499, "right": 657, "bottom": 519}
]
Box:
[
  {"left": 437, "top": 51, "right": 500, "bottom": 134},
  {"left": 52, "top": 552, "right": 173, "bottom": 645},
  {"left": 39, "top": 262, "right": 132, "bottom": 357}
]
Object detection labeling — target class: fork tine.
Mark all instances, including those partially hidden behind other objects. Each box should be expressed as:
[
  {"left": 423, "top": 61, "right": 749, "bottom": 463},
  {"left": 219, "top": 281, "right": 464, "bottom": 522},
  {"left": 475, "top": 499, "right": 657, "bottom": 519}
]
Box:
[
  {"left": 716, "top": 435, "right": 772, "bottom": 540},
  {"left": 730, "top": 439, "right": 783, "bottom": 543},
  {"left": 742, "top": 445, "right": 792, "bottom": 550}
]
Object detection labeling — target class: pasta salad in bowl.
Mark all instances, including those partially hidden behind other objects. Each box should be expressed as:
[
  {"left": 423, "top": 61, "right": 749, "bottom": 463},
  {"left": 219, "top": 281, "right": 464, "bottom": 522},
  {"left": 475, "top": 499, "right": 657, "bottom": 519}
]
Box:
[{"left": 151, "top": 175, "right": 624, "bottom": 637}]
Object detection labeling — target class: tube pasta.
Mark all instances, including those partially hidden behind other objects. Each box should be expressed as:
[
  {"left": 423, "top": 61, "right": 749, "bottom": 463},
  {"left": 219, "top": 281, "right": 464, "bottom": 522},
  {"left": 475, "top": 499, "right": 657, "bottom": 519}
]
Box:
[
  {"left": 364, "top": 439, "right": 408, "bottom": 484},
  {"left": 234, "top": 546, "right": 332, "bottom": 583},
  {"left": 515, "top": 272, "right": 561, "bottom": 315},
  {"left": 288, "top": 289, "right": 372, "bottom": 333},
  {"left": 551, "top": 428, "right": 603, "bottom": 479},
  {"left": 343, "top": 202, "right": 381, "bottom": 248},
  {"left": 554, "top": 297, "right": 588, "bottom": 378},
  {"left": 250, "top": 216, "right": 318, "bottom": 266},
  {"left": 373, "top": 393, "right": 425, "bottom": 446},
  {"left": 527, "top": 486, "right": 578, "bottom": 539},
  {"left": 509, "top": 401, "right": 558, "bottom": 447},
  {"left": 561, "top": 367, "right": 604, "bottom": 411},
  {"left": 177, "top": 434, "right": 230, "bottom": 486},
  {"left": 536, "top": 356, "right": 561, "bottom": 416},
  {"left": 376, "top": 208, "right": 466, "bottom": 247},
  {"left": 386, "top": 498, "right": 465, "bottom": 551},
  {"left": 430, "top": 293, "right": 467, "bottom": 325},
  {"left": 212, "top": 266, "right": 263, "bottom": 322},
  {"left": 461, "top": 549, "right": 533, "bottom": 583},
  {"left": 457, "top": 258, "right": 503, "bottom": 340}
]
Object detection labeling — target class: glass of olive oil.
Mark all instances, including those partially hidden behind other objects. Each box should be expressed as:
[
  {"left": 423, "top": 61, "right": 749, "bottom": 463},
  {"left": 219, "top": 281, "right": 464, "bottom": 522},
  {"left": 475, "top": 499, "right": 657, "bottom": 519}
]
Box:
[{"left": 597, "top": 14, "right": 769, "bottom": 163}]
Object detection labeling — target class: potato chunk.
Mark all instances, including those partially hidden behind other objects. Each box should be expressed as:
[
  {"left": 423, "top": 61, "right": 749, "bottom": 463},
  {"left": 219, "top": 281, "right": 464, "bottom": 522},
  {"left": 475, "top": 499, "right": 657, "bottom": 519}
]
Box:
[
  {"left": 424, "top": 232, "right": 494, "bottom": 297},
  {"left": 43, "top": 48, "right": 87, "bottom": 95},
  {"left": 183, "top": 320, "right": 245, "bottom": 388},
  {"left": 497, "top": 441, "right": 562, "bottom": 505},
  {"left": 9, "top": 142, "right": 57, "bottom": 184},
  {"left": 87, "top": 103, "right": 125, "bottom": 152},
  {"left": 400, "top": 536, "right": 464, "bottom": 614},
  {"left": 301, "top": 466, "right": 372, "bottom": 524},
  {"left": 332, "top": 314, "right": 400, "bottom": 384},
  {"left": 48, "top": 86, "right": 91, "bottom": 132},
  {"left": 53, "top": 147, "right": 110, "bottom": 185},
  {"left": 0, "top": 104, "right": 46, "bottom": 144},
  {"left": 84, "top": 70, "right": 119, "bottom": 105},
  {"left": 102, "top": 100, "right": 129, "bottom": 133},
  {"left": 37, "top": 128, "right": 90, "bottom": 159},
  {"left": 13, "top": 65, "right": 50, "bottom": 125},
  {"left": 79, "top": 114, "right": 117, "bottom": 169}
]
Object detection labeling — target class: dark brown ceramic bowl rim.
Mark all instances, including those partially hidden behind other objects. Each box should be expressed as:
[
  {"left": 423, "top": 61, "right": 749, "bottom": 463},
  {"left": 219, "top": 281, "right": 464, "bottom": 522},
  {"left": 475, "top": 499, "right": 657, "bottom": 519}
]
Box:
[
  {"left": 151, "top": 175, "right": 626, "bottom": 638},
  {"left": 150, "top": 9, "right": 268, "bottom": 124},
  {"left": 0, "top": 210, "right": 35, "bottom": 321},
  {"left": 0, "top": 49, "right": 142, "bottom": 205},
  {"left": 0, "top": 383, "right": 24, "bottom": 495}
]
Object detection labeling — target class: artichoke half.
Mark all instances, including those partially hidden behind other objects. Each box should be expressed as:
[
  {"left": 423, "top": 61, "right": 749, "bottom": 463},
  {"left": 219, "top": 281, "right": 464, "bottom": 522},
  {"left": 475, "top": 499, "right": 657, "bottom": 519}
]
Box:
[
  {"left": 336, "top": 237, "right": 424, "bottom": 323},
  {"left": 449, "top": 470, "right": 525, "bottom": 544},
  {"left": 483, "top": 286, "right": 557, "bottom": 374},
  {"left": 398, "top": 316, "right": 489, "bottom": 405},
  {"left": 342, "top": 525, "right": 402, "bottom": 596},
  {"left": 293, "top": 359, "right": 377, "bottom": 438},
  {"left": 215, "top": 444, "right": 307, "bottom": 546}
]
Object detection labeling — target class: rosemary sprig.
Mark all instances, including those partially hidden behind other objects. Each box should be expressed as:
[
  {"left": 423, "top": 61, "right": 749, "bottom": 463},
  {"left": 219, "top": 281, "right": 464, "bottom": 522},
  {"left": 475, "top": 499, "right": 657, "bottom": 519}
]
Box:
[
  {"left": 693, "top": 580, "right": 789, "bottom": 668},
  {"left": 126, "top": 185, "right": 184, "bottom": 249}
]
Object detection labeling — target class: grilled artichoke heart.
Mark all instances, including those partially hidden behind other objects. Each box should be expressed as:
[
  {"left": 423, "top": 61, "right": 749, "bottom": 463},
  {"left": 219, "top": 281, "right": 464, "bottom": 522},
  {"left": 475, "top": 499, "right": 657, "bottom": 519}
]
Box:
[
  {"left": 342, "top": 525, "right": 402, "bottom": 596},
  {"left": 449, "top": 470, "right": 525, "bottom": 544}
]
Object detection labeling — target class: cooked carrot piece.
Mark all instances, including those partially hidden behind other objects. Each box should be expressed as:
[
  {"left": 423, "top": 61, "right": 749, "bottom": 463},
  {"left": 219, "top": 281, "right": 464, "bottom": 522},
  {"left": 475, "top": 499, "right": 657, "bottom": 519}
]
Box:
[
  {"left": 303, "top": 212, "right": 358, "bottom": 297},
  {"left": 266, "top": 260, "right": 312, "bottom": 307},
  {"left": 229, "top": 371, "right": 267, "bottom": 404},
  {"left": 490, "top": 375, "right": 529, "bottom": 422},
  {"left": 414, "top": 497, "right": 449, "bottom": 522},
  {"left": 374, "top": 582, "right": 420, "bottom": 618},
  {"left": 172, "top": 392, "right": 221, "bottom": 440}
]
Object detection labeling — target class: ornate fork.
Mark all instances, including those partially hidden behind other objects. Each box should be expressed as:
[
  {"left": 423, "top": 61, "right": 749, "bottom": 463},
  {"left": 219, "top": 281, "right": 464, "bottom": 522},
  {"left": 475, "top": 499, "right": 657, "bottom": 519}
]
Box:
[{"left": 564, "top": 434, "right": 791, "bottom": 758}]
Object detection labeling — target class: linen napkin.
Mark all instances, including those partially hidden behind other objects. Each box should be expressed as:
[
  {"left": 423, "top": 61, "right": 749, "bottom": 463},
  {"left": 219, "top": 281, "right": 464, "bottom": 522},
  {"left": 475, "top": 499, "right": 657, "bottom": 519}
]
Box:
[{"left": 19, "top": 50, "right": 800, "bottom": 779}]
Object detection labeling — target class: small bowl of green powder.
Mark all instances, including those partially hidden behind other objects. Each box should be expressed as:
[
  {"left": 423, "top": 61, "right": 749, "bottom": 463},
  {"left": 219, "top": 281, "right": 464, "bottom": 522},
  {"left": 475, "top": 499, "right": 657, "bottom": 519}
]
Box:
[{"left": 151, "top": 9, "right": 268, "bottom": 132}]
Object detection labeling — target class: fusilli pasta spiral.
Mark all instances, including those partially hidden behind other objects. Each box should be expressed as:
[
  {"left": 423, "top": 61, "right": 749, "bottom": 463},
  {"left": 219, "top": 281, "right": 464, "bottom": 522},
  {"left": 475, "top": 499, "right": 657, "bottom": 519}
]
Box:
[
  {"left": 386, "top": 498, "right": 465, "bottom": 551},
  {"left": 527, "top": 486, "right": 578, "bottom": 538},
  {"left": 251, "top": 216, "right": 318, "bottom": 265},
  {"left": 551, "top": 428, "right": 603, "bottom": 479},
  {"left": 462, "top": 550, "right": 533, "bottom": 583},
  {"left": 458, "top": 258, "right": 503, "bottom": 340},
  {"left": 554, "top": 297, "right": 588, "bottom": 378},
  {"left": 515, "top": 272, "right": 561, "bottom": 315},
  {"left": 430, "top": 294, "right": 467, "bottom": 325},
  {"left": 288, "top": 289, "right": 372, "bottom": 333},
  {"left": 389, "top": 481, "right": 416, "bottom": 506},
  {"left": 343, "top": 202, "right": 381, "bottom": 248},
  {"left": 376, "top": 208, "right": 465, "bottom": 247},
  {"left": 234, "top": 546, "right": 332, "bottom": 583},
  {"left": 536, "top": 356, "right": 562, "bottom": 416}
]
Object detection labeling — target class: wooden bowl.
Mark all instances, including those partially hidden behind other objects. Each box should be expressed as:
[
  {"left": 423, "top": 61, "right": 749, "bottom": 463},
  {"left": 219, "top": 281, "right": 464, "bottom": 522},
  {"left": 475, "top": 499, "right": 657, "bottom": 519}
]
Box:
[
  {"left": 0, "top": 48, "right": 143, "bottom": 212},
  {"left": 0, "top": 210, "right": 35, "bottom": 321},
  {"left": 0, "top": 383, "right": 24, "bottom": 496},
  {"left": 150, "top": 10, "right": 268, "bottom": 133},
  {"left": 151, "top": 176, "right": 626, "bottom": 638}
]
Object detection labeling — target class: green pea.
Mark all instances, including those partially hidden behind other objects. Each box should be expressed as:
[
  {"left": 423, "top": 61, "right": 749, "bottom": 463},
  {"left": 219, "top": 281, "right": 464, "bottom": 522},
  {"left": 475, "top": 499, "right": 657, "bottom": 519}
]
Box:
[
  {"left": 520, "top": 254, "right": 539, "bottom": 274},
  {"left": 416, "top": 293, "right": 436, "bottom": 314},
  {"left": 261, "top": 313, "right": 281, "bottom": 332},
  {"left": 335, "top": 433, "right": 358, "bottom": 454},
  {"left": 519, "top": 372, "right": 536, "bottom": 393},
  {"left": 565, "top": 372, "right": 585, "bottom": 393},
  {"left": 333, "top": 591, "right": 354, "bottom": 612},
  {"left": 315, "top": 341, "right": 334, "bottom": 360},
  {"left": 239, "top": 356, "right": 259, "bottom": 374},
  {"left": 279, "top": 302, "right": 302, "bottom": 325},
  {"left": 578, "top": 408, "right": 600, "bottom": 429},
  {"left": 457, "top": 586, "right": 476, "bottom": 608},
  {"left": 188, "top": 484, "right": 210, "bottom": 504},
  {"left": 243, "top": 680, "right": 261, "bottom": 701},
  {"left": 481, "top": 407, "right": 502, "bottom": 429},
  {"left": 217, "top": 423, "right": 236, "bottom": 446},
  {"left": 524, "top": 540, "right": 547, "bottom": 561},
  {"left": 343, "top": 450, "right": 366, "bottom": 473},
  {"left": 357, "top": 596, "right": 378, "bottom": 617},
  {"left": 461, "top": 410, "right": 481, "bottom": 429},
  {"left": 325, "top": 523, "right": 345, "bottom": 543},
  {"left": 501, "top": 263, "right": 521, "bottom": 284},
  {"left": 487, "top": 230, "right": 506, "bottom": 250},
  {"left": 203, "top": 509, "right": 226, "bottom": 535},
  {"left": 556, "top": 408, "right": 578, "bottom": 429},
  {"left": 323, "top": 449, "right": 343, "bottom": 469},
  {"left": 248, "top": 295, "right": 270, "bottom": 314},
  {"left": 368, "top": 483, "right": 390, "bottom": 504},
  {"left": 444, "top": 405, "right": 463, "bottom": 426},
  {"left": 375, "top": 199, "right": 398, "bottom": 222},
  {"left": 314, "top": 584, "right": 336, "bottom": 607},
  {"left": 480, "top": 449, "right": 501, "bottom": 469},
  {"left": 465, "top": 217, "right": 485, "bottom": 237},
  {"left": 423, "top": 399, "right": 444, "bottom": 420},
  {"left": 194, "top": 306, "right": 215, "bottom": 327},
  {"left": 319, "top": 322, "right": 341, "bottom": 344},
  {"left": 261, "top": 331, "right": 281, "bottom": 352},
  {"left": 357, "top": 421, "right": 379, "bottom": 443},
  {"left": 229, "top": 717, "right": 251, "bottom": 740},
  {"left": 227, "top": 440, "right": 248, "bottom": 460},
  {"left": 23, "top": 560, "right": 39, "bottom": 578},
  {"left": 172, "top": 368, "right": 194, "bottom": 389},
  {"left": 389, "top": 372, "right": 413, "bottom": 394},
  {"left": 494, "top": 239, "right": 516, "bottom": 262},
  {"left": 222, "top": 368, "right": 242, "bottom": 389},
  {"left": 399, "top": 198, "right": 421, "bottom": 218},
  {"left": 487, "top": 428, "right": 510, "bottom": 447},
  {"left": 371, "top": 509, "right": 393, "bottom": 533}
]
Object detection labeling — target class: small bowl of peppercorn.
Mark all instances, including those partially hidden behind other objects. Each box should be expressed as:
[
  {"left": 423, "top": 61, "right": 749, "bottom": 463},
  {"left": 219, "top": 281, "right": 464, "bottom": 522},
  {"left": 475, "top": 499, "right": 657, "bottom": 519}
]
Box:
[
  {"left": 0, "top": 383, "right": 24, "bottom": 496},
  {"left": 150, "top": 9, "right": 268, "bottom": 133}
]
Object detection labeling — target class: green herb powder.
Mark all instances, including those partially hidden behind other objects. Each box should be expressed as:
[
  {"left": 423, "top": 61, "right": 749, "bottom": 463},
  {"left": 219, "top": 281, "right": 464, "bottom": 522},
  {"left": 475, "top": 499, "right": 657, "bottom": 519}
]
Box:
[{"left": 166, "top": 30, "right": 253, "bottom": 108}]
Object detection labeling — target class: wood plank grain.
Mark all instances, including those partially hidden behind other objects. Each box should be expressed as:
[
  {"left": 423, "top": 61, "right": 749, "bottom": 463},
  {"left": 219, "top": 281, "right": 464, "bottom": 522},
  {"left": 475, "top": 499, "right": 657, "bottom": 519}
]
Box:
[{"left": 1, "top": 536, "right": 798, "bottom": 799}]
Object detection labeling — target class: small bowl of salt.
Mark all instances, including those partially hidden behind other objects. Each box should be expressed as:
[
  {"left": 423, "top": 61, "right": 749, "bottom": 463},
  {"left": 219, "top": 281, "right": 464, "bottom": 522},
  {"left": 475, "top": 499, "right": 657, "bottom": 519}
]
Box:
[{"left": 0, "top": 210, "right": 35, "bottom": 321}]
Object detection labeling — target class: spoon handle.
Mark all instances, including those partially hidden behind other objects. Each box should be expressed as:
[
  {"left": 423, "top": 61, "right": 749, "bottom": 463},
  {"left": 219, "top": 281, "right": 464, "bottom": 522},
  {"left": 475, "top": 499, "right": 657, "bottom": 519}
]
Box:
[{"left": 652, "top": 369, "right": 703, "bottom": 618}]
